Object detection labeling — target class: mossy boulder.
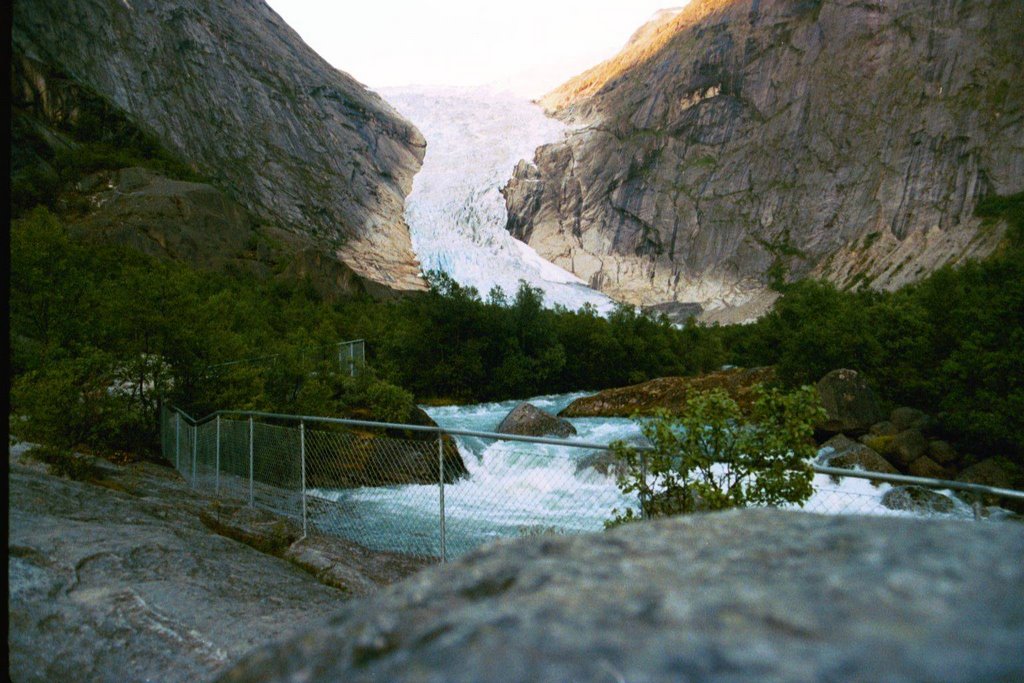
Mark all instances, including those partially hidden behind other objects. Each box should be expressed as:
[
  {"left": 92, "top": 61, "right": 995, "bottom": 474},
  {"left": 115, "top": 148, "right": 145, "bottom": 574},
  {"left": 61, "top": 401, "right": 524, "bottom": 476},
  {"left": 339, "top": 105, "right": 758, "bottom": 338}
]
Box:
[
  {"left": 814, "top": 369, "right": 885, "bottom": 437},
  {"left": 881, "top": 486, "right": 958, "bottom": 515},
  {"left": 560, "top": 366, "right": 776, "bottom": 418}
]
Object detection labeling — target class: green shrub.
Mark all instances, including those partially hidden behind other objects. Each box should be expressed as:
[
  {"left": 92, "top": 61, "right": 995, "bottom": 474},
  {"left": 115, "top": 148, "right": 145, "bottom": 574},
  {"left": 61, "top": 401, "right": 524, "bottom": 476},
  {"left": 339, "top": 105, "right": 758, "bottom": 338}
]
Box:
[
  {"left": 607, "top": 386, "right": 824, "bottom": 527},
  {"left": 25, "top": 444, "right": 102, "bottom": 481}
]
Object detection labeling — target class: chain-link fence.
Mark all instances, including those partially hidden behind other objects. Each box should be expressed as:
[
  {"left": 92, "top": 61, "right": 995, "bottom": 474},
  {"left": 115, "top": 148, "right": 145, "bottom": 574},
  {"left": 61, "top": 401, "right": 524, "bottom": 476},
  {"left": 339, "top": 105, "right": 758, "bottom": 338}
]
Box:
[{"left": 162, "top": 406, "right": 1024, "bottom": 562}]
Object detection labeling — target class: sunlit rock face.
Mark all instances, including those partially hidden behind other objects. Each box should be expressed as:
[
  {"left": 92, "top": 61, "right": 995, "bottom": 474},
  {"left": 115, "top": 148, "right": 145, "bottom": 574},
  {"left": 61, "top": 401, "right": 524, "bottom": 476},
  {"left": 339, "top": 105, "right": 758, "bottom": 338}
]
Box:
[
  {"left": 12, "top": 0, "right": 428, "bottom": 294},
  {"left": 380, "top": 86, "right": 617, "bottom": 312},
  {"left": 505, "top": 0, "right": 1024, "bottom": 322}
]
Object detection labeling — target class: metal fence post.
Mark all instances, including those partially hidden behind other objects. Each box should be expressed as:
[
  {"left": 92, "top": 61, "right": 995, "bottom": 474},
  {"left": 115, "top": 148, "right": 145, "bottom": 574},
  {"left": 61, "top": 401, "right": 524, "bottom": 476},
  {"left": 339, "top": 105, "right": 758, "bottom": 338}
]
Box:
[
  {"left": 640, "top": 451, "right": 648, "bottom": 519},
  {"left": 175, "top": 412, "right": 181, "bottom": 472},
  {"left": 215, "top": 415, "right": 221, "bottom": 494},
  {"left": 438, "top": 431, "right": 447, "bottom": 563},
  {"left": 248, "top": 416, "right": 254, "bottom": 508},
  {"left": 191, "top": 421, "right": 197, "bottom": 489},
  {"left": 300, "top": 420, "right": 307, "bottom": 539}
]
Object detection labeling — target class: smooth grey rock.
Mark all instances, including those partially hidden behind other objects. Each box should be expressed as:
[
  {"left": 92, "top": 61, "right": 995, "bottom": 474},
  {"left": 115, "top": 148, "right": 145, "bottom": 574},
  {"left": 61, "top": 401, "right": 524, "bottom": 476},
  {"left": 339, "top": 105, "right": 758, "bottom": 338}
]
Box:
[
  {"left": 12, "top": 0, "right": 427, "bottom": 294},
  {"left": 220, "top": 509, "right": 1024, "bottom": 682},
  {"left": 505, "top": 0, "right": 1021, "bottom": 319},
  {"left": 814, "top": 369, "right": 885, "bottom": 436},
  {"left": 496, "top": 402, "right": 576, "bottom": 438}
]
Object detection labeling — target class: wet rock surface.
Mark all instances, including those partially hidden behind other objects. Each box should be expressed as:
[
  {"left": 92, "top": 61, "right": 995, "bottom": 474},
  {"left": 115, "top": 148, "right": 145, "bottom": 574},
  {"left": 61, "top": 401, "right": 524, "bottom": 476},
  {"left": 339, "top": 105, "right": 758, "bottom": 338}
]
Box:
[
  {"left": 220, "top": 509, "right": 1024, "bottom": 683},
  {"left": 817, "top": 434, "right": 898, "bottom": 477},
  {"left": 8, "top": 443, "right": 429, "bottom": 682},
  {"left": 496, "top": 402, "right": 577, "bottom": 438}
]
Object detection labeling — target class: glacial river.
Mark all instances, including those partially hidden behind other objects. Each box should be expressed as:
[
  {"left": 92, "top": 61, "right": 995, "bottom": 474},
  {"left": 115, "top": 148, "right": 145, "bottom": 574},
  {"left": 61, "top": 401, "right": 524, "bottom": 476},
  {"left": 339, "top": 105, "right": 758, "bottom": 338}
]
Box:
[{"left": 310, "top": 392, "right": 977, "bottom": 559}]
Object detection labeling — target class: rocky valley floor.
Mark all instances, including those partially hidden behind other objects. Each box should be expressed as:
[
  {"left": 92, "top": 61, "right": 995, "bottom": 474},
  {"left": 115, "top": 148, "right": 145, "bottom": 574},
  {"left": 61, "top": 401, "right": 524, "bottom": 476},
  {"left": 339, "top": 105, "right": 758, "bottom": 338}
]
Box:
[{"left": 7, "top": 443, "right": 430, "bottom": 682}]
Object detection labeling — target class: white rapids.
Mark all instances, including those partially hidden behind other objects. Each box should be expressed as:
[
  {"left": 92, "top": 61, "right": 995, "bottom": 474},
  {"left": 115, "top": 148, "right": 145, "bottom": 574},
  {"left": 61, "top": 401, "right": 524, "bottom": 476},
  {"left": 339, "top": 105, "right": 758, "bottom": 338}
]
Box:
[{"left": 379, "top": 86, "right": 616, "bottom": 313}]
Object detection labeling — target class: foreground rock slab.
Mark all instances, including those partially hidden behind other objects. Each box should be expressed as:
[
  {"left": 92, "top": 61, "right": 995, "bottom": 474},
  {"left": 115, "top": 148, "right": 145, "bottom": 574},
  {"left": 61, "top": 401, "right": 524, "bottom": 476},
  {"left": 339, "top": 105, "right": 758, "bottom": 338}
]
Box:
[
  {"left": 8, "top": 445, "right": 429, "bottom": 682},
  {"left": 221, "top": 509, "right": 1024, "bottom": 682}
]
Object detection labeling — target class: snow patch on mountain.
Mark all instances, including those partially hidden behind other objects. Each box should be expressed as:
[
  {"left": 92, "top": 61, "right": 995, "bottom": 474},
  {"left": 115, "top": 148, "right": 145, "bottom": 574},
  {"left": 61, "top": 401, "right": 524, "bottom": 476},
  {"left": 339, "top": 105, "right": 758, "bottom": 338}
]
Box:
[{"left": 379, "top": 86, "right": 616, "bottom": 313}]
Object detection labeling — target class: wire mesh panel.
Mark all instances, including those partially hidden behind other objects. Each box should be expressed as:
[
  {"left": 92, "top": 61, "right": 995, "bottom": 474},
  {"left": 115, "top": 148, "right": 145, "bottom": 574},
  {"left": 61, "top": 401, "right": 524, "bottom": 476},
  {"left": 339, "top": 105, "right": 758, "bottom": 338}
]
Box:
[
  {"left": 217, "top": 417, "right": 253, "bottom": 501},
  {"left": 251, "top": 421, "right": 303, "bottom": 521},
  {"left": 162, "top": 407, "right": 1024, "bottom": 568},
  {"left": 193, "top": 419, "right": 219, "bottom": 491},
  {"left": 303, "top": 425, "right": 449, "bottom": 559}
]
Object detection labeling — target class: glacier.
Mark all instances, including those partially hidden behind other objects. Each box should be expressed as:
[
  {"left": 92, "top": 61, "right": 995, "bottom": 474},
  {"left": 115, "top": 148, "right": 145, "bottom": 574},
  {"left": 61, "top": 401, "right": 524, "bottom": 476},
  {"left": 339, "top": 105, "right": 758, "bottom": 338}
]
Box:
[{"left": 379, "top": 86, "right": 616, "bottom": 313}]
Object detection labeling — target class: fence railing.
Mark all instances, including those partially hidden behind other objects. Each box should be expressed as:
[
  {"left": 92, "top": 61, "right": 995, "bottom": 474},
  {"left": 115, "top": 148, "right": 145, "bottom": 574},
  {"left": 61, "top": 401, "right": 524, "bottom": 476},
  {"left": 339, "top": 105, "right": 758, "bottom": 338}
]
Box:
[{"left": 161, "top": 406, "right": 1024, "bottom": 562}]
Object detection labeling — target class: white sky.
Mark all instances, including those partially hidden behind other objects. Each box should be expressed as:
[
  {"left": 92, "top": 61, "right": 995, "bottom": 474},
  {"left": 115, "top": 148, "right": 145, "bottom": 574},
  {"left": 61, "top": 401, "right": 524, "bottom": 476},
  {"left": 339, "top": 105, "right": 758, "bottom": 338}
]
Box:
[{"left": 266, "top": 1, "right": 687, "bottom": 97}]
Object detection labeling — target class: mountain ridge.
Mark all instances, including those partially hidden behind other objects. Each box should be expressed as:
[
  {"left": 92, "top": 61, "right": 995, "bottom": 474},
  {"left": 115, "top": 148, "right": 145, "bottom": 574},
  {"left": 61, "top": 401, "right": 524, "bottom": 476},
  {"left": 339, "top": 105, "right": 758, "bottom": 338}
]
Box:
[
  {"left": 506, "top": 0, "right": 1024, "bottom": 321},
  {"left": 12, "top": 0, "right": 429, "bottom": 295}
]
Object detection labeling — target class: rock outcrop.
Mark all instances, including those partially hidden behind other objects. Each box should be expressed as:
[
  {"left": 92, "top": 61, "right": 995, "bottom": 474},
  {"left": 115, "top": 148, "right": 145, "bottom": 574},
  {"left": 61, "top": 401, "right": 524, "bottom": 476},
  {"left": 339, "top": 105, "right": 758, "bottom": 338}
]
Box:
[
  {"left": 496, "top": 402, "right": 577, "bottom": 438},
  {"left": 560, "top": 366, "right": 775, "bottom": 417},
  {"left": 220, "top": 509, "right": 1024, "bottom": 682},
  {"left": 504, "top": 0, "right": 1023, "bottom": 321},
  {"left": 8, "top": 443, "right": 431, "bottom": 682},
  {"left": 12, "top": 0, "right": 428, "bottom": 294}
]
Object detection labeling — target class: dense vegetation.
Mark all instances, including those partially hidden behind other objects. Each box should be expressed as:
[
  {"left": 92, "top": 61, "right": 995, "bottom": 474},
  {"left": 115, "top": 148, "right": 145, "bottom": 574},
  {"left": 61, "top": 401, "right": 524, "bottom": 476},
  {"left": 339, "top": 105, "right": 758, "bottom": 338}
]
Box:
[
  {"left": 607, "top": 386, "right": 825, "bottom": 527},
  {"left": 9, "top": 208, "right": 721, "bottom": 457},
  {"left": 10, "top": 193, "right": 1024, "bottom": 469}
]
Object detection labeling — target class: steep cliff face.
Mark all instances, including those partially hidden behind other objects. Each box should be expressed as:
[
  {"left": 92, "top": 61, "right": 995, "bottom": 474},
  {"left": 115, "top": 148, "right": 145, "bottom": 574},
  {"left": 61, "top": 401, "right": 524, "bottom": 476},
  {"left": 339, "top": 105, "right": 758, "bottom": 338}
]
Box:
[
  {"left": 504, "top": 0, "right": 1024, "bottom": 320},
  {"left": 12, "top": 0, "right": 427, "bottom": 293}
]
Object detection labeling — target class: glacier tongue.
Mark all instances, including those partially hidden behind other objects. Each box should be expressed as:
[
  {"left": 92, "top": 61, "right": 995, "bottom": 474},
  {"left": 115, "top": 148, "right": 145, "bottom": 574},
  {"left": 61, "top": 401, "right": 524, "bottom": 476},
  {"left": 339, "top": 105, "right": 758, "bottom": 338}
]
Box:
[{"left": 379, "top": 86, "right": 616, "bottom": 313}]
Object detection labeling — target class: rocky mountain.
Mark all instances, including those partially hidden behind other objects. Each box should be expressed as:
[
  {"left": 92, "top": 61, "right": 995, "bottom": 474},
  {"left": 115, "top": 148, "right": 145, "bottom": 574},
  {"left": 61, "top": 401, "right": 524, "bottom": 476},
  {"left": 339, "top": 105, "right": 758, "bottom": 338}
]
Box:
[
  {"left": 503, "top": 0, "right": 1024, "bottom": 321},
  {"left": 12, "top": 0, "right": 427, "bottom": 295}
]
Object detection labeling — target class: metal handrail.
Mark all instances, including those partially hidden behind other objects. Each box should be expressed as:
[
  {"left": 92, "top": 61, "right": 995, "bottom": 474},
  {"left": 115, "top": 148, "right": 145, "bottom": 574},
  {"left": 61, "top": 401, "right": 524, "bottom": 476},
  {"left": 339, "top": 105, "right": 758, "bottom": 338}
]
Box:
[{"left": 165, "top": 404, "right": 1024, "bottom": 503}]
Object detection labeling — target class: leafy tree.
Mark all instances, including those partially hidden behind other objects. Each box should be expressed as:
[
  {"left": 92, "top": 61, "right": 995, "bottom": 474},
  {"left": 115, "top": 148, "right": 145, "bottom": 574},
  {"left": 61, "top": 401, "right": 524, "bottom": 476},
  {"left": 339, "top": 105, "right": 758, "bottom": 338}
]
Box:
[{"left": 607, "top": 386, "right": 824, "bottom": 527}]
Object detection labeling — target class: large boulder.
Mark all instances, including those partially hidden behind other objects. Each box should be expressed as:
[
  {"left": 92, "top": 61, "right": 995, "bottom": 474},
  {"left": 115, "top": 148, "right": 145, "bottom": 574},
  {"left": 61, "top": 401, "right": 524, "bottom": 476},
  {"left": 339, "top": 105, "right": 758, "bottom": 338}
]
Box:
[
  {"left": 496, "top": 403, "right": 576, "bottom": 438},
  {"left": 907, "top": 456, "right": 951, "bottom": 480},
  {"left": 219, "top": 510, "right": 1024, "bottom": 682},
  {"left": 560, "top": 366, "right": 776, "bottom": 418},
  {"left": 956, "top": 457, "right": 1024, "bottom": 490},
  {"left": 814, "top": 369, "right": 885, "bottom": 436},
  {"left": 816, "top": 435, "right": 898, "bottom": 476},
  {"left": 890, "top": 406, "right": 932, "bottom": 433},
  {"left": 927, "top": 440, "right": 958, "bottom": 466}
]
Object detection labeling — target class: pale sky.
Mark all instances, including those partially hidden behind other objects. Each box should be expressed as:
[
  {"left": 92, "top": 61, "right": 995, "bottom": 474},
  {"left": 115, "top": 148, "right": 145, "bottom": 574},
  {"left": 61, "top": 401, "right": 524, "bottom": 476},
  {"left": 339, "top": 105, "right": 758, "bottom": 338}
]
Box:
[{"left": 266, "top": 1, "right": 687, "bottom": 97}]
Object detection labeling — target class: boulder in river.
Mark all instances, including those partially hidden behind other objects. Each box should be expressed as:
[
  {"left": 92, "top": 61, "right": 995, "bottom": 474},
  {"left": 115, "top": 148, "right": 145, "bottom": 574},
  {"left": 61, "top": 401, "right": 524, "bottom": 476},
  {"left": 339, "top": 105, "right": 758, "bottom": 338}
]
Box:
[
  {"left": 816, "top": 434, "right": 898, "bottom": 479},
  {"left": 814, "top": 369, "right": 885, "bottom": 436},
  {"left": 496, "top": 402, "right": 576, "bottom": 438},
  {"left": 219, "top": 509, "right": 1024, "bottom": 682}
]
